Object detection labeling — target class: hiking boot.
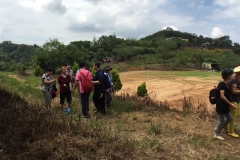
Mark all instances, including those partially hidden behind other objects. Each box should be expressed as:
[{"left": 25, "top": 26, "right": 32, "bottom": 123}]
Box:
[
  {"left": 214, "top": 134, "right": 225, "bottom": 141},
  {"left": 228, "top": 132, "right": 239, "bottom": 138}
]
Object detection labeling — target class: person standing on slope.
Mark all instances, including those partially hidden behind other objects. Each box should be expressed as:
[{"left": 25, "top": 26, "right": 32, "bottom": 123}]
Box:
[
  {"left": 214, "top": 68, "right": 236, "bottom": 140},
  {"left": 227, "top": 66, "right": 240, "bottom": 138},
  {"left": 104, "top": 66, "right": 113, "bottom": 110},
  {"left": 41, "top": 68, "right": 56, "bottom": 109},
  {"left": 58, "top": 66, "right": 72, "bottom": 113},
  {"left": 91, "top": 62, "right": 106, "bottom": 115},
  {"left": 74, "top": 62, "right": 93, "bottom": 118}
]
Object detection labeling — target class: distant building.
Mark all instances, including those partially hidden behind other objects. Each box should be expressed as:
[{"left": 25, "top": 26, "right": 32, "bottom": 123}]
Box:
[{"left": 202, "top": 63, "right": 220, "bottom": 71}]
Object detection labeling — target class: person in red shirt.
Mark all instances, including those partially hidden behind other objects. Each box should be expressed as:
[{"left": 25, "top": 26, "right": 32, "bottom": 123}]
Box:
[
  {"left": 74, "top": 62, "right": 93, "bottom": 118},
  {"left": 58, "top": 66, "right": 72, "bottom": 113}
]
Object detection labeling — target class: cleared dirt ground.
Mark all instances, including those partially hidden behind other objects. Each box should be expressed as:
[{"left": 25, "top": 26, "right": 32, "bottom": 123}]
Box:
[{"left": 119, "top": 70, "right": 220, "bottom": 111}]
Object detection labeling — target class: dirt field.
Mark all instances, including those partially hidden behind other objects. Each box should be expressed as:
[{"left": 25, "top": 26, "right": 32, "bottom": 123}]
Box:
[{"left": 119, "top": 71, "right": 220, "bottom": 111}]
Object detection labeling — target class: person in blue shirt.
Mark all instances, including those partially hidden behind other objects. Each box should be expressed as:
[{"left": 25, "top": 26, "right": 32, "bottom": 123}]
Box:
[{"left": 104, "top": 66, "right": 113, "bottom": 109}]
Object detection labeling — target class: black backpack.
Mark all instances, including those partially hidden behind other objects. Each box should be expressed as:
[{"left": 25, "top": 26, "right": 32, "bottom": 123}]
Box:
[
  {"left": 209, "top": 86, "right": 219, "bottom": 104},
  {"left": 100, "top": 71, "right": 111, "bottom": 90},
  {"left": 52, "top": 83, "right": 59, "bottom": 99}
]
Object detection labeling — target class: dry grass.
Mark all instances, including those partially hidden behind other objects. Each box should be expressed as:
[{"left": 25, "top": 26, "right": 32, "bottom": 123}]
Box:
[
  {"left": 0, "top": 86, "right": 135, "bottom": 160},
  {"left": 1, "top": 85, "right": 240, "bottom": 159}
]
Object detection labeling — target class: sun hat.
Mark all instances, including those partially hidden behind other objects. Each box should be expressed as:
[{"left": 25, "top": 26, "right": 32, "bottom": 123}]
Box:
[
  {"left": 234, "top": 66, "right": 240, "bottom": 73},
  {"left": 104, "top": 66, "right": 113, "bottom": 70}
]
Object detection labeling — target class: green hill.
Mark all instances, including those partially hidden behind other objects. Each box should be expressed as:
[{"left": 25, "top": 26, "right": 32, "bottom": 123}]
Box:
[{"left": 2, "top": 28, "right": 240, "bottom": 71}]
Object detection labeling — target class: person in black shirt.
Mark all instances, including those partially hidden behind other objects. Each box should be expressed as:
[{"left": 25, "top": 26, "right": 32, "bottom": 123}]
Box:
[
  {"left": 91, "top": 62, "right": 106, "bottom": 114},
  {"left": 214, "top": 68, "right": 236, "bottom": 140}
]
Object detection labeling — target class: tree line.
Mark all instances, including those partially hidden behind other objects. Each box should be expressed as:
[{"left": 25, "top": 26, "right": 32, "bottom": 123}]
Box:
[{"left": 1, "top": 28, "right": 240, "bottom": 71}]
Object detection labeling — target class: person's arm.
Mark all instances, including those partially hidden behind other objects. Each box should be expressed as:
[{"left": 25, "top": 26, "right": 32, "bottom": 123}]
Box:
[
  {"left": 91, "top": 72, "right": 102, "bottom": 84},
  {"left": 74, "top": 74, "right": 79, "bottom": 92},
  {"left": 91, "top": 80, "right": 101, "bottom": 84},
  {"left": 67, "top": 75, "right": 72, "bottom": 90},
  {"left": 231, "top": 84, "right": 240, "bottom": 94},
  {"left": 44, "top": 77, "right": 55, "bottom": 85},
  {"left": 220, "top": 90, "right": 236, "bottom": 109}
]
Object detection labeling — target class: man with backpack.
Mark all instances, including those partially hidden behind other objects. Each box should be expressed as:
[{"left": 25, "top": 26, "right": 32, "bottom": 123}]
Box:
[
  {"left": 213, "top": 68, "right": 236, "bottom": 140},
  {"left": 74, "top": 62, "right": 93, "bottom": 118},
  {"left": 91, "top": 62, "right": 106, "bottom": 115}
]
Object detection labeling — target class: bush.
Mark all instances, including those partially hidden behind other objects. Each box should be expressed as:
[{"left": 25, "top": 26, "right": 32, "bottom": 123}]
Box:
[
  {"left": 10, "top": 65, "right": 16, "bottom": 72},
  {"left": 34, "top": 65, "right": 44, "bottom": 76},
  {"left": 72, "top": 61, "right": 79, "bottom": 76},
  {"left": 21, "top": 65, "right": 26, "bottom": 71},
  {"left": 111, "top": 69, "right": 122, "bottom": 92},
  {"left": 137, "top": 82, "right": 147, "bottom": 97}
]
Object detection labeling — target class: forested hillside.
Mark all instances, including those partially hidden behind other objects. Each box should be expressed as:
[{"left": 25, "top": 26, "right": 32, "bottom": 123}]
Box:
[
  {"left": 0, "top": 41, "right": 38, "bottom": 71},
  {"left": 2, "top": 28, "right": 240, "bottom": 71}
]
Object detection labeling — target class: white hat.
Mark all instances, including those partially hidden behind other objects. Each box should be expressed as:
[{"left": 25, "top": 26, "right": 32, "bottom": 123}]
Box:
[{"left": 234, "top": 66, "right": 240, "bottom": 73}]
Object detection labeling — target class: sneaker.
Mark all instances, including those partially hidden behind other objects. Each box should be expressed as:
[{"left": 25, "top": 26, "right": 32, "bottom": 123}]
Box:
[
  {"left": 67, "top": 107, "right": 71, "bottom": 113},
  {"left": 63, "top": 107, "right": 71, "bottom": 114},
  {"left": 81, "top": 115, "right": 88, "bottom": 118},
  {"left": 213, "top": 127, "right": 217, "bottom": 132},
  {"left": 214, "top": 134, "right": 225, "bottom": 141},
  {"left": 228, "top": 132, "right": 239, "bottom": 138}
]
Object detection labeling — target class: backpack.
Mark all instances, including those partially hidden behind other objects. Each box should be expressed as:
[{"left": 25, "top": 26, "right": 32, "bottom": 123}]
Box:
[
  {"left": 209, "top": 86, "right": 219, "bottom": 104},
  {"left": 80, "top": 71, "right": 93, "bottom": 93},
  {"left": 101, "top": 71, "right": 111, "bottom": 90},
  {"left": 52, "top": 83, "right": 59, "bottom": 99}
]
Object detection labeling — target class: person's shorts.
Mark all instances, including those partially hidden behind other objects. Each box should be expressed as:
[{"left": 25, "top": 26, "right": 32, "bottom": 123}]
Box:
[{"left": 60, "top": 91, "right": 71, "bottom": 105}]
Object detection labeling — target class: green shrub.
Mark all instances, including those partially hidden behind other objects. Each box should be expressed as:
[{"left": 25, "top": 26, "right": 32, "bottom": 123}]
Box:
[
  {"left": 72, "top": 61, "right": 79, "bottom": 76},
  {"left": 137, "top": 82, "right": 147, "bottom": 97},
  {"left": 10, "top": 65, "right": 16, "bottom": 72},
  {"left": 21, "top": 65, "right": 26, "bottom": 71},
  {"left": 111, "top": 69, "right": 123, "bottom": 92},
  {"left": 34, "top": 65, "right": 43, "bottom": 76}
]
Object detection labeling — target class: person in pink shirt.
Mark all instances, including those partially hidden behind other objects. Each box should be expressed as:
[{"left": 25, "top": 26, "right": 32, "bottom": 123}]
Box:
[{"left": 74, "top": 62, "right": 93, "bottom": 118}]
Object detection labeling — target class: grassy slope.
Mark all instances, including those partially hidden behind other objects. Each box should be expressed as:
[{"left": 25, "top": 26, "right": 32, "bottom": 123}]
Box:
[{"left": 1, "top": 71, "right": 240, "bottom": 159}]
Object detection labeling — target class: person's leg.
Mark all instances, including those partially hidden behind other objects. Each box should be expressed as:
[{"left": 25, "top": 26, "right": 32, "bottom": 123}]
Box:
[
  {"left": 237, "top": 102, "right": 240, "bottom": 118},
  {"left": 99, "top": 93, "right": 106, "bottom": 115},
  {"left": 42, "top": 91, "right": 51, "bottom": 109},
  {"left": 66, "top": 91, "right": 72, "bottom": 108},
  {"left": 215, "top": 113, "right": 226, "bottom": 136},
  {"left": 227, "top": 102, "right": 237, "bottom": 135},
  {"left": 60, "top": 92, "right": 65, "bottom": 109},
  {"left": 93, "top": 92, "right": 100, "bottom": 112},
  {"left": 81, "top": 92, "right": 89, "bottom": 117},
  {"left": 223, "top": 111, "right": 233, "bottom": 128},
  {"left": 46, "top": 91, "right": 52, "bottom": 108},
  {"left": 86, "top": 92, "right": 90, "bottom": 113},
  {"left": 105, "top": 91, "right": 112, "bottom": 108}
]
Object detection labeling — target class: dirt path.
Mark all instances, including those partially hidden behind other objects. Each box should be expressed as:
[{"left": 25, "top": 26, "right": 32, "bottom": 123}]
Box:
[{"left": 119, "top": 71, "right": 220, "bottom": 110}]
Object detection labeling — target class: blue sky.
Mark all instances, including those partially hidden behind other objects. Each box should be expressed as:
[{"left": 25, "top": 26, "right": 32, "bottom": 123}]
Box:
[{"left": 0, "top": 0, "right": 239, "bottom": 45}]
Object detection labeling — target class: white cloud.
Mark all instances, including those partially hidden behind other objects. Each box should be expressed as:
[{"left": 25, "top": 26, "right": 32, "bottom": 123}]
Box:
[
  {"left": 0, "top": 0, "right": 239, "bottom": 44},
  {"left": 213, "top": 0, "right": 240, "bottom": 7},
  {"left": 212, "top": 0, "right": 240, "bottom": 19},
  {"left": 19, "top": 0, "right": 51, "bottom": 11},
  {"left": 211, "top": 27, "right": 224, "bottom": 38}
]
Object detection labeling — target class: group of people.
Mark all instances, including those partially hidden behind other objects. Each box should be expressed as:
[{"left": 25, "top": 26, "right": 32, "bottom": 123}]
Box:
[
  {"left": 214, "top": 66, "right": 240, "bottom": 140},
  {"left": 41, "top": 62, "right": 113, "bottom": 118}
]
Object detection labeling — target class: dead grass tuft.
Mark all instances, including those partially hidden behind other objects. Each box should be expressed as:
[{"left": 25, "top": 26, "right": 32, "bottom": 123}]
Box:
[{"left": 0, "top": 86, "right": 135, "bottom": 159}]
